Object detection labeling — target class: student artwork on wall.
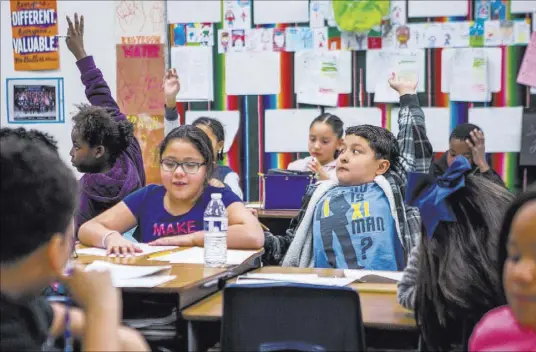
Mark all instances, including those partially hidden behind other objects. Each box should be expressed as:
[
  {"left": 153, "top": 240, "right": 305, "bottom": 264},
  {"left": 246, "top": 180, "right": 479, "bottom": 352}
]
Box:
[
  {"left": 116, "top": 44, "right": 165, "bottom": 115},
  {"left": 114, "top": 0, "right": 165, "bottom": 45},
  {"left": 10, "top": 0, "right": 59, "bottom": 71},
  {"left": 171, "top": 46, "right": 214, "bottom": 102},
  {"left": 5, "top": 78, "right": 64, "bottom": 124},
  {"left": 223, "top": 0, "right": 251, "bottom": 30}
]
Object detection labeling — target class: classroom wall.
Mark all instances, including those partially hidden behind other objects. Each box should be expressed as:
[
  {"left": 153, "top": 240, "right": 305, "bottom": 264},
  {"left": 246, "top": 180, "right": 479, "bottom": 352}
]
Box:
[{"left": 0, "top": 1, "right": 117, "bottom": 178}]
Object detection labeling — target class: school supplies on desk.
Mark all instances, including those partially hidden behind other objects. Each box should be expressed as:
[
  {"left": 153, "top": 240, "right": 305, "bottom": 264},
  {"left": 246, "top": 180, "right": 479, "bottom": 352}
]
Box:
[
  {"left": 260, "top": 169, "right": 315, "bottom": 209},
  {"left": 148, "top": 247, "right": 258, "bottom": 265},
  {"left": 236, "top": 273, "right": 356, "bottom": 287},
  {"left": 84, "top": 261, "right": 175, "bottom": 288},
  {"left": 76, "top": 243, "right": 178, "bottom": 257}
]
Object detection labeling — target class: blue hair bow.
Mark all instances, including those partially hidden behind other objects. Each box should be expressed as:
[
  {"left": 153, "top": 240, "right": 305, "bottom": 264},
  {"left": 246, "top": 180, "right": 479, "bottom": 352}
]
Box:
[{"left": 406, "top": 156, "right": 472, "bottom": 238}]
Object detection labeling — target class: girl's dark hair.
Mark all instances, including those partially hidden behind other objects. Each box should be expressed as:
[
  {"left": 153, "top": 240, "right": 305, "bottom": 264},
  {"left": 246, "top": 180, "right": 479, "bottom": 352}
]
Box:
[
  {"left": 159, "top": 125, "right": 214, "bottom": 182},
  {"left": 414, "top": 175, "right": 514, "bottom": 350},
  {"left": 192, "top": 117, "right": 225, "bottom": 161},
  {"left": 310, "top": 113, "right": 344, "bottom": 158},
  {"left": 72, "top": 104, "right": 133, "bottom": 163},
  {"left": 497, "top": 185, "right": 536, "bottom": 291}
]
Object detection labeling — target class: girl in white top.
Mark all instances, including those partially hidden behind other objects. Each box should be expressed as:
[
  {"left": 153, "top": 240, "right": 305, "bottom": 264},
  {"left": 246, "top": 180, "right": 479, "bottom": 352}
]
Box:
[{"left": 287, "top": 113, "right": 344, "bottom": 181}]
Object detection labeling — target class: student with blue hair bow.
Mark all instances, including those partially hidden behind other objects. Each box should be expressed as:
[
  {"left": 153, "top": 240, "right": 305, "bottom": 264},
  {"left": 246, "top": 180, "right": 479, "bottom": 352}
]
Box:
[{"left": 397, "top": 156, "right": 514, "bottom": 351}]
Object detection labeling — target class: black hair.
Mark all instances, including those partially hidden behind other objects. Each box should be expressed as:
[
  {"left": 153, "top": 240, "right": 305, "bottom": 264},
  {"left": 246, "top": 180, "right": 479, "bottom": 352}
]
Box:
[
  {"left": 192, "top": 116, "right": 225, "bottom": 161},
  {"left": 0, "top": 127, "right": 58, "bottom": 152},
  {"left": 1, "top": 136, "right": 78, "bottom": 264},
  {"left": 413, "top": 175, "right": 514, "bottom": 350},
  {"left": 450, "top": 123, "right": 482, "bottom": 141},
  {"left": 72, "top": 103, "right": 134, "bottom": 163},
  {"left": 310, "top": 113, "right": 344, "bottom": 158},
  {"left": 345, "top": 125, "right": 399, "bottom": 162},
  {"left": 497, "top": 185, "right": 536, "bottom": 291},
  {"left": 159, "top": 125, "right": 215, "bottom": 182}
]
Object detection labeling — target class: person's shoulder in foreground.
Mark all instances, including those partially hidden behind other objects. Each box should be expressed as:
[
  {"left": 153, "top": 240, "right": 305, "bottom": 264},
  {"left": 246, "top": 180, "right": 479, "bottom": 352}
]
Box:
[
  {"left": 0, "top": 111, "right": 149, "bottom": 351},
  {"left": 469, "top": 306, "right": 536, "bottom": 352}
]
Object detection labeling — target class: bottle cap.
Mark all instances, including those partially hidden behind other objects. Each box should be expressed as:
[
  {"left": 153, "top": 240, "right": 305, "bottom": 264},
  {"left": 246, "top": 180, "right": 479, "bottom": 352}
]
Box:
[{"left": 211, "top": 193, "right": 222, "bottom": 200}]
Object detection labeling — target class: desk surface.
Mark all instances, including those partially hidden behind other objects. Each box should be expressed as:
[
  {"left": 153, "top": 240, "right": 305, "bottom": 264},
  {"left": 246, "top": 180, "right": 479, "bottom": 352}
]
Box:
[{"left": 181, "top": 266, "right": 416, "bottom": 330}]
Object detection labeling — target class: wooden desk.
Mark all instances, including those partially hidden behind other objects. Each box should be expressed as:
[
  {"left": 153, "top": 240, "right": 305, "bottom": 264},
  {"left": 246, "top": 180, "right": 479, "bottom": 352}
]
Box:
[
  {"left": 182, "top": 266, "right": 416, "bottom": 351},
  {"left": 256, "top": 208, "right": 299, "bottom": 219},
  {"left": 76, "top": 246, "right": 264, "bottom": 309}
]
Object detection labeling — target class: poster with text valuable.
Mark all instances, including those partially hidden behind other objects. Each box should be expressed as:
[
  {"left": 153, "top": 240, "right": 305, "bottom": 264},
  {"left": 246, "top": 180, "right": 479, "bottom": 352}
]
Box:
[{"left": 10, "top": 0, "right": 60, "bottom": 71}]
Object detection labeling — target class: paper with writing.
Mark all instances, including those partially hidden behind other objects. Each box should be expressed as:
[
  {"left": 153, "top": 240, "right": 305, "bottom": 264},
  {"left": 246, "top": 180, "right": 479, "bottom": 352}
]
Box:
[
  {"left": 517, "top": 32, "right": 536, "bottom": 88},
  {"left": 77, "top": 243, "right": 177, "bottom": 257},
  {"left": 450, "top": 48, "right": 490, "bottom": 102},
  {"left": 296, "top": 51, "right": 339, "bottom": 106},
  {"left": 114, "top": 0, "right": 165, "bottom": 44},
  {"left": 373, "top": 51, "right": 420, "bottom": 103},
  {"left": 116, "top": 44, "right": 165, "bottom": 115},
  {"left": 171, "top": 46, "right": 214, "bottom": 101},
  {"left": 149, "top": 247, "right": 257, "bottom": 265}
]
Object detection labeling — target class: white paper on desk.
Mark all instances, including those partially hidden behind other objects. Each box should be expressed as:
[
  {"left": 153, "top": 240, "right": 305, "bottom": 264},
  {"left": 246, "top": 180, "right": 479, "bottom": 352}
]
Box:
[
  {"left": 166, "top": 0, "right": 221, "bottom": 24},
  {"left": 344, "top": 270, "right": 403, "bottom": 282},
  {"left": 225, "top": 52, "right": 280, "bottom": 95},
  {"left": 171, "top": 46, "right": 214, "bottom": 102},
  {"left": 85, "top": 261, "right": 171, "bottom": 282},
  {"left": 115, "top": 275, "right": 176, "bottom": 288},
  {"left": 236, "top": 273, "right": 356, "bottom": 287},
  {"left": 449, "top": 48, "right": 490, "bottom": 102},
  {"left": 296, "top": 51, "right": 339, "bottom": 107},
  {"left": 150, "top": 247, "right": 258, "bottom": 265},
  {"left": 76, "top": 243, "right": 178, "bottom": 257}
]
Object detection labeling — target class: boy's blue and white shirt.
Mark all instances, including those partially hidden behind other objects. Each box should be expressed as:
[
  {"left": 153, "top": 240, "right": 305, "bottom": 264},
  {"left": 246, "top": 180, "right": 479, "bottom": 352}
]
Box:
[{"left": 312, "top": 183, "right": 404, "bottom": 270}]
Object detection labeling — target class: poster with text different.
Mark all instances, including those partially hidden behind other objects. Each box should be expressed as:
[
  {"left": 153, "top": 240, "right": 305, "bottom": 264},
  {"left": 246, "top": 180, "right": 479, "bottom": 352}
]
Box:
[
  {"left": 116, "top": 44, "right": 165, "bottom": 115},
  {"left": 114, "top": 0, "right": 166, "bottom": 44},
  {"left": 10, "top": 0, "right": 59, "bottom": 71}
]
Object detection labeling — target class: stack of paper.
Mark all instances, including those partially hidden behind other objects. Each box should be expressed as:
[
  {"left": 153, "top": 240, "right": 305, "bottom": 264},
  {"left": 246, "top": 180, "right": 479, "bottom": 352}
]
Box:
[
  {"left": 235, "top": 273, "right": 356, "bottom": 287},
  {"left": 148, "top": 247, "right": 258, "bottom": 265},
  {"left": 77, "top": 243, "right": 178, "bottom": 257},
  {"left": 344, "top": 269, "right": 403, "bottom": 284},
  {"left": 84, "top": 261, "right": 175, "bottom": 288}
]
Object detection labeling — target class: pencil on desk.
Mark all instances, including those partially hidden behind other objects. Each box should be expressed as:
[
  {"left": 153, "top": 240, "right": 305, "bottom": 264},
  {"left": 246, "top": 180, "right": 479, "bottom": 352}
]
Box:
[{"left": 147, "top": 250, "right": 175, "bottom": 259}]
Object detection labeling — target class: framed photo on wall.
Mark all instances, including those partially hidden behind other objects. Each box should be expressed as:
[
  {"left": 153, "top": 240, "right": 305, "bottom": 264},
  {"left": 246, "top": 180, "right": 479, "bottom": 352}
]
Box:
[{"left": 5, "top": 77, "right": 65, "bottom": 124}]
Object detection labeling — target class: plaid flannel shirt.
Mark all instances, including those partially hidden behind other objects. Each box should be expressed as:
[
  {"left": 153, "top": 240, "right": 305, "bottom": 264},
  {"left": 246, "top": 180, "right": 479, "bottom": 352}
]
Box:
[{"left": 263, "top": 94, "right": 433, "bottom": 266}]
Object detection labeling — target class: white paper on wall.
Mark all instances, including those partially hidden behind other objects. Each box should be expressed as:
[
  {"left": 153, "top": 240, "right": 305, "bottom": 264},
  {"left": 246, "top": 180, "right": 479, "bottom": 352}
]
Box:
[
  {"left": 171, "top": 46, "right": 214, "bottom": 101},
  {"left": 264, "top": 109, "right": 321, "bottom": 153},
  {"left": 166, "top": 0, "right": 221, "bottom": 24},
  {"left": 294, "top": 50, "right": 352, "bottom": 94},
  {"left": 408, "top": 0, "right": 468, "bottom": 18},
  {"left": 225, "top": 52, "right": 281, "bottom": 95},
  {"left": 114, "top": 0, "right": 166, "bottom": 44},
  {"left": 186, "top": 110, "right": 240, "bottom": 153},
  {"left": 390, "top": 0, "right": 407, "bottom": 25},
  {"left": 253, "top": 0, "right": 309, "bottom": 24},
  {"left": 391, "top": 107, "right": 451, "bottom": 152},
  {"left": 325, "top": 107, "right": 383, "bottom": 128},
  {"left": 441, "top": 48, "right": 502, "bottom": 93},
  {"left": 510, "top": 0, "right": 536, "bottom": 14},
  {"left": 468, "top": 107, "right": 524, "bottom": 152},
  {"left": 449, "top": 48, "right": 491, "bottom": 102},
  {"left": 366, "top": 49, "right": 426, "bottom": 93}
]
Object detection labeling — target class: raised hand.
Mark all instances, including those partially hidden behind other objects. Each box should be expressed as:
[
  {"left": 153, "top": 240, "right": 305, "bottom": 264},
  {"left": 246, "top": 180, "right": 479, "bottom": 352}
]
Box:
[
  {"left": 163, "top": 68, "right": 180, "bottom": 107},
  {"left": 466, "top": 129, "right": 490, "bottom": 172},
  {"left": 388, "top": 72, "right": 418, "bottom": 96},
  {"left": 65, "top": 13, "right": 87, "bottom": 61}
]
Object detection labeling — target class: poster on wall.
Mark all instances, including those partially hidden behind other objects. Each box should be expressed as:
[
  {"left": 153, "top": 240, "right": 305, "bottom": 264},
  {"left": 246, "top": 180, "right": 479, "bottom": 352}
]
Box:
[
  {"left": 5, "top": 78, "right": 65, "bottom": 124},
  {"left": 116, "top": 44, "right": 165, "bottom": 115},
  {"left": 10, "top": 0, "right": 60, "bottom": 71},
  {"left": 114, "top": 0, "right": 166, "bottom": 45}
]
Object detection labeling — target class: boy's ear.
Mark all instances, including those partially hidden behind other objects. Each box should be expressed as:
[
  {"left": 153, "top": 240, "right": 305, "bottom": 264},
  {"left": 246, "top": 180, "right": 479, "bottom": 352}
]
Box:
[
  {"left": 46, "top": 234, "right": 69, "bottom": 276},
  {"left": 375, "top": 159, "right": 391, "bottom": 176}
]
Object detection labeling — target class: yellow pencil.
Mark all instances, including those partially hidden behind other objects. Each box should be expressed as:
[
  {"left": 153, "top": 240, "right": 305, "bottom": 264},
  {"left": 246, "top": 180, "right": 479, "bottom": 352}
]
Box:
[{"left": 147, "top": 250, "right": 175, "bottom": 259}]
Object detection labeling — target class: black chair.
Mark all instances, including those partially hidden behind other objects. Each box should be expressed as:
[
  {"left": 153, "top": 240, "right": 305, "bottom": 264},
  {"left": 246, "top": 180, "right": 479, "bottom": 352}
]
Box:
[{"left": 221, "top": 283, "right": 367, "bottom": 352}]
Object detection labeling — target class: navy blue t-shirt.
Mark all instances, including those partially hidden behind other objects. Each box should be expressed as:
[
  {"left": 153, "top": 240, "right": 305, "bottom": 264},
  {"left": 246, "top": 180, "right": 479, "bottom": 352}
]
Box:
[{"left": 123, "top": 184, "right": 241, "bottom": 243}]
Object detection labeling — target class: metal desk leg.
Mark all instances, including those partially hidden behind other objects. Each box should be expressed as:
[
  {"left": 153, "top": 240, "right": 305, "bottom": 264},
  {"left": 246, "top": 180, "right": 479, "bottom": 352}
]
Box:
[{"left": 188, "top": 321, "right": 200, "bottom": 352}]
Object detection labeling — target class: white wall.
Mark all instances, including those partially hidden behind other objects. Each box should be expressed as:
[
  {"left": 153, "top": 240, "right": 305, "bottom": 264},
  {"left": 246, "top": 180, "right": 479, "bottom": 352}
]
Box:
[{"left": 1, "top": 1, "right": 117, "bottom": 177}]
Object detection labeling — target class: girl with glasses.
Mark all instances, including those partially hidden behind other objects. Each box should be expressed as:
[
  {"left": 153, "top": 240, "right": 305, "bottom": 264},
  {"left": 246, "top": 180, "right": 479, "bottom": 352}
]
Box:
[{"left": 78, "top": 125, "right": 264, "bottom": 255}]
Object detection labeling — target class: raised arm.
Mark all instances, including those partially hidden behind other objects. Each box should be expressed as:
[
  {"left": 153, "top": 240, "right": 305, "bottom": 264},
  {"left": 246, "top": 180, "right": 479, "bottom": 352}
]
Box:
[
  {"left": 163, "top": 68, "right": 181, "bottom": 136},
  {"left": 388, "top": 74, "right": 433, "bottom": 188},
  {"left": 66, "top": 13, "right": 125, "bottom": 122}
]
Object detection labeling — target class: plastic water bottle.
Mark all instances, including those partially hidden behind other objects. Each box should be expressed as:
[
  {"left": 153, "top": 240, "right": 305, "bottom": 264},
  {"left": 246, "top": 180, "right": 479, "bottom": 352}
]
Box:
[{"left": 204, "top": 193, "right": 228, "bottom": 267}]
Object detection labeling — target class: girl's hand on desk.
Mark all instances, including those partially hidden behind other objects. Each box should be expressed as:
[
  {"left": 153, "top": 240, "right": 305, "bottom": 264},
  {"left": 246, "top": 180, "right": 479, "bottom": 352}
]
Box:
[{"left": 105, "top": 232, "right": 142, "bottom": 257}]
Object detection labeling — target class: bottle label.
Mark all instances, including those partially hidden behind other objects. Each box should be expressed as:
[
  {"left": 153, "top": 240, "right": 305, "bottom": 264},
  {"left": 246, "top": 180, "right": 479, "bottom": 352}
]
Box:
[{"left": 204, "top": 217, "right": 228, "bottom": 232}]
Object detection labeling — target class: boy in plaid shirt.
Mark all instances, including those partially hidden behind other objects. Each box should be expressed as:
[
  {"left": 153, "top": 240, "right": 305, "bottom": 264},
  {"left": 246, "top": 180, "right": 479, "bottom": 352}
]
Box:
[{"left": 264, "top": 74, "right": 432, "bottom": 269}]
